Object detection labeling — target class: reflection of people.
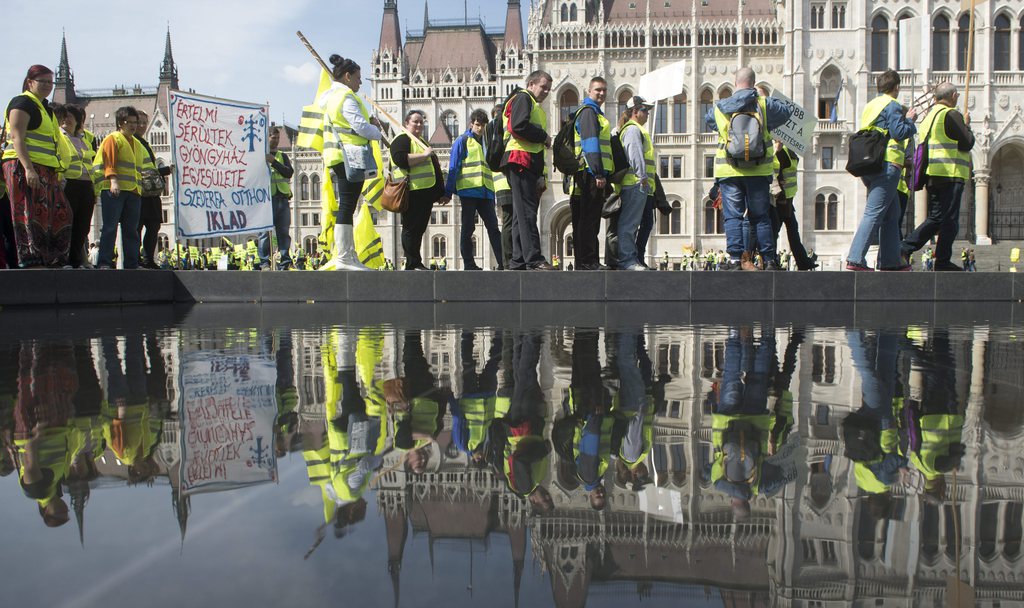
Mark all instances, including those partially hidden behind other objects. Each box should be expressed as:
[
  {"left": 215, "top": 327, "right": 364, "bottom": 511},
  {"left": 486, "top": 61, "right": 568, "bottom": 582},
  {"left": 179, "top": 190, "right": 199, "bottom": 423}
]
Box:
[
  {"left": 485, "top": 331, "right": 554, "bottom": 515},
  {"left": 843, "top": 329, "right": 908, "bottom": 513},
  {"left": 614, "top": 330, "right": 655, "bottom": 489},
  {"left": 450, "top": 331, "right": 503, "bottom": 464},
  {"left": 102, "top": 335, "right": 162, "bottom": 484},
  {"left": 709, "top": 326, "right": 790, "bottom": 520},
  {"left": 390, "top": 330, "right": 450, "bottom": 474},
  {"left": 66, "top": 339, "right": 107, "bottom": 530},
  {"left": 901, "top": 328, "right": 965, "bottom": 502},
  {"left": 13, "top": 341, "right": 77, "bottom": 527}
]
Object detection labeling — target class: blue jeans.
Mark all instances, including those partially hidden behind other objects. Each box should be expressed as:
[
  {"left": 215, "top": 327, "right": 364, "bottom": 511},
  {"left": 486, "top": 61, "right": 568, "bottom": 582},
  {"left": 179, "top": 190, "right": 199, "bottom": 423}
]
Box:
[
  {"left": 720, "top": 176, "right": 774, "bottom": 261},
  {"left": 460, "top": 196, "right": 503, "bottom": 269},
  {"left": 635, "top": 195, "right": 655, "bottom": 261},
  {"left": 847, "top": 163, "right": 902, "bottom": 268},
  {"left": 847, "top": 329, "right": 898, "bottom": 426},
  {"left": 717, "top": 327, "right": 774, "bottom": 416},
  {"left": 259, "top": 196, "right": 293, "bottom": 266},
  {"left": 617, "top": 184, "right": 647, "bottom": 268},
  {"left": 98, "top": 190, "right": 141, "bottom": 268}
]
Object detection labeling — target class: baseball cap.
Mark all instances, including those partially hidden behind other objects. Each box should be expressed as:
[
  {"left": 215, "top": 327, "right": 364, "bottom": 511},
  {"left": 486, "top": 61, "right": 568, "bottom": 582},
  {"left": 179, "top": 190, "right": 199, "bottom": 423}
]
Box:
[{"left": 625, "top": 96, "right": 654, "bottom": 111}]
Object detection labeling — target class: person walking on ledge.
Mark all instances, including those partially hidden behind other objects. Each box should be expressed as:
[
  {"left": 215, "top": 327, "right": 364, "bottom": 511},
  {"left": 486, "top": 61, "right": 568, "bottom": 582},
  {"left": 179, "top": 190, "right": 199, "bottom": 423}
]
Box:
[
  {"left": 845, "top": 69, "right": 917, "bottom": 272},
  {"left": 900, "top": 82, "right": 974, "bottom": 272}
]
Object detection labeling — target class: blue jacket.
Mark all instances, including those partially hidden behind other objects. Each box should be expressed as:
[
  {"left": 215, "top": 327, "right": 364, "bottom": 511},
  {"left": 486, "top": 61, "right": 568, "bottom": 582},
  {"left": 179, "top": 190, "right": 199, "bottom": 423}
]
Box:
[
  {"left": 575, "top": 98, "right": 607, "bottom": 177},
  {"left": 873, "top": 99, "right": 917, "bottom": 141},
  {"left": 704, "top": 88, "right": 793, "bottom": 134},
  {"left": 446, "top": 129, "right": 494, "bottom": 200}
]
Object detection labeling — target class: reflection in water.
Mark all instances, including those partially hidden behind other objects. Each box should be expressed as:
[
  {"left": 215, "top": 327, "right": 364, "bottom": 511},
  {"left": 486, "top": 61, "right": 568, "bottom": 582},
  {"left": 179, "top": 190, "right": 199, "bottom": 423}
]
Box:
[{"left": 2, "top": 320, "right": 1024, "bottom": 606}]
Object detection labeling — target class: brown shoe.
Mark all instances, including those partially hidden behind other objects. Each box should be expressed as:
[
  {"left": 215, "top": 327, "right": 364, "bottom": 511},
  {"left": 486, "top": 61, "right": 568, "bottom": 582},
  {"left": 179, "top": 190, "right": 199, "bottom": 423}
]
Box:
[{"left": 740, "top": 251, "right": 759, "bottom": 271}]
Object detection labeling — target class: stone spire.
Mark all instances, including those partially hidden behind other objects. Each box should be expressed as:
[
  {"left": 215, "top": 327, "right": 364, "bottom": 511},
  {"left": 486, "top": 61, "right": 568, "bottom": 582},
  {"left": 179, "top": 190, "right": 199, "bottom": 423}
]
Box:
[
  {"left": 379, "top": 0, "right": 403, "bottom": 52},
  {"left": 160, "top": 28, "right": 179, "bottom": 88},
  {"left": 53, "top": 32, "right": 76, "bottom": 104},
  {"left": 423, "top": 0, "right": 430, "bottom": 30},
  {"left": 504, "top": 0, "right": 524, "bottom": 49}
]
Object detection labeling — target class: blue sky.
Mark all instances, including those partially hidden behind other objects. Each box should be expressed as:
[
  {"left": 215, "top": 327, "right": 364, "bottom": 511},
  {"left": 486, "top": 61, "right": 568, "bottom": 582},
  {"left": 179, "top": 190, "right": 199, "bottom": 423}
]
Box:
[{"left": 2, "top": 0, "right": 528, "bottom": 127}]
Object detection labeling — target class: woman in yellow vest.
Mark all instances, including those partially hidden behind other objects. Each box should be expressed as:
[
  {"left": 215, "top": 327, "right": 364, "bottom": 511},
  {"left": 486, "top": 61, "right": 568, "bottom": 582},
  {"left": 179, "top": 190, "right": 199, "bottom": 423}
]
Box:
[
  {"left": 56, "top": 104, "right": 97, "bottom": 268},
  {"left": 93, "top": 106, "right": 143, "bottom": 269},
  {"left": 446, "top": 109, "right": 503, "bottom": 270},
  {"left": 617, "top": 96, "right": 657, "bottom": 271},
  {"left": 319, "top": 54, "right": 383, "bottom": 271},
  {"left": 2, "top": 65, "right": 73, "bottom": 268},
  {"left": 392, "top": 109, "right": 448, "bottom": 270}
]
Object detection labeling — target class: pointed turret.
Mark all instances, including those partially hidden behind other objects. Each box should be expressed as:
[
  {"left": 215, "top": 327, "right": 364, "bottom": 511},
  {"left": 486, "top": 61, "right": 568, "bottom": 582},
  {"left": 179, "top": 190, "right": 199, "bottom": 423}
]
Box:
[
  {"left": 53, "top": 32, "right": 76, "bottom": 105},
  {"left": 379, "top": 0, "right": 403, "bottom": 53},
  {"left": 504, "top": 1, "right": 524, "bottom": 49},
  {"left": 423, "top": 0, "right": 430, "bottom": 30},
  {"left": 159, "top": 28, "right": 179, "bottom": 89},
  {"left": 69, "top": 480, "right": 89, "bottom": 548}
]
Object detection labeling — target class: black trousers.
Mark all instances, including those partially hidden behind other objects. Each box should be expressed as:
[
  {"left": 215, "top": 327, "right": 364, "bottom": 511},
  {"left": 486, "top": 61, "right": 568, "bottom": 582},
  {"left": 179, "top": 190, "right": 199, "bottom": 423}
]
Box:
[
  {"left": 775, "top": 198, "right": 814, "bottom": 269},
  {"left": 329, "top": 164, "right": 363, "bottom": 225},
  {"left": 137, "top": 195, "right": 162, "bottom": 264},
  {"left": 65, "top": 179, "right": 95, "bottom": 268},
  {"left": 499, "top": 199, "right": 514, "bottom": 270},
  {"left": 569, "top": 173, "right": 605, "bottom": 267},
  {"left": 401, "top": 189, "right": 435, "bottom": 268},
  {"left": 902, "top": 180, "right": 965, "bottom": 265},
  {"left": 508, "top": 167, "right": 545, "bottom": 268}
]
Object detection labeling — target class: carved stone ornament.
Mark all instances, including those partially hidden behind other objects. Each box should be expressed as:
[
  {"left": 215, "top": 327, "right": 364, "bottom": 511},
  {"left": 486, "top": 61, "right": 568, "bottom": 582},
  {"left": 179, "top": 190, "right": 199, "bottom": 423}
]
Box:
[
  {"left": 686, "top": 65, "right": 692, "bottom": 75},
  {"left": 805, "top": 50, "right": 813, "bottom": 59},
  {"left": 837, "top": 49, "right": 844, "bottom": 58},
  {"left": 817, "top": 49, "right": 825, "bottom": 59},
  {"left": 999, "top": 95, "right": 1010, "bottom": 110},
  {"left": 968, "top": 95, "right": 975, "bottom": 110}
]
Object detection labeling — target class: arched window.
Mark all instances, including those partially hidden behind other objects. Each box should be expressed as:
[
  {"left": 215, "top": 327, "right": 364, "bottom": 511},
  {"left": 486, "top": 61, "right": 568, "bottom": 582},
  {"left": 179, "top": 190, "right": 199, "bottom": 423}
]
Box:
[
  {"left": 933, "top": 15, "right": 951, "bottom": 71},
  {"left": 894, "top": 14, "right": 913, "bottom": 68},
  {"left": 718, "top": 86, "right": 733, "bottom": 100},
  {"left": 566, "top": 234, "right": 575, "bottom": 257},
  {"left": 700, "top": 89, "right": 715, "bottom": 133},
  {"left": 617, "top": 88, "right": 633, "bottom": 120},
  {"left": 655, "top": 101, "right": 668, "bottom": 134},
  {"left": 471, "top": 235, "right": 478, "bottom": 259},
  {"left": 303, "top": 236, "right": 318, "bottom": 255},
  {"left": 672, "top": 93, "right": 687, "bottom": 133},
  {"left": 570, "top": 4, "right": 577, "bottom": 21},
  {"left": 1020, "top": 17, "right": 1024, "bottom": 73},
  {"left": 957, "top": 14, "right": 973, "bottom": 71},
  {"left": 660, "top": 201, "right": 683, "bottom": 234},
  {"left": 704, "top": 199, "right": 724, "bottom": 234},
  {"left": 432, "top": 235, "right": 447, "bottom": 260},
  {"left": 818, "top": 66, "right": 842, "bottom": 120},
  {"left": 815, "top": 193, "right": 839, "bottom": 231},
  {"left": 871, "top": 15, "right": 889, "bottom": 71},
  {"left": 559, "top": 88, "right": 579, "bottom": 124},
  {"left": 157, "top": 234, "right": 170, "bottom": 252},
  {"left": 560, "top": 3, "right": 568, "bottom": 22},
  {"left": 300, "top": 175, "right": 310, "bottom": 201},
  {"left": 310, "top": 174, "right": 321, "bottom": 201},
  {"left": 832, "top": 3, "right": 846, "bottom": 29},
  {"left": 443, "top": 112, "right": 459, "bottom": 139},
  {"left": 994, "top": 14, "right": 1011, "bottom": 71}
]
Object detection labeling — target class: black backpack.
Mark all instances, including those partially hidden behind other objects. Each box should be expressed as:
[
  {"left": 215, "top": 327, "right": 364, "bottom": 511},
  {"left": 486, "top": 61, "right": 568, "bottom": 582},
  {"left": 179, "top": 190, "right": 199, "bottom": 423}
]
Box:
[
  {"left": 846, "top": 129, "right": 888, "bottom": 177},
  {"left": 608, "top": 132, "right": 629, "bottom": 184},
  {"left": 552, "top": 115, "right": 581, "bottom": 175},
  {"left": 841, "top": 411, "right": 883, "bottom": 462},
  {"left": 484, "top": 90, "right": 518, "bottom": 172}
]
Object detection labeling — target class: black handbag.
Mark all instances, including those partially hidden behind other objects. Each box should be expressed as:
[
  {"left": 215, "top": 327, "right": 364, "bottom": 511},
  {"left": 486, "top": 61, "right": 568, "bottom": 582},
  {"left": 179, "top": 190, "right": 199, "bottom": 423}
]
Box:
[
  {"left": 846, "top": 129, "right": 888, "bottom": 177},
  {"left": 601, "top": 192, "right": 621, "bottom": 219}
]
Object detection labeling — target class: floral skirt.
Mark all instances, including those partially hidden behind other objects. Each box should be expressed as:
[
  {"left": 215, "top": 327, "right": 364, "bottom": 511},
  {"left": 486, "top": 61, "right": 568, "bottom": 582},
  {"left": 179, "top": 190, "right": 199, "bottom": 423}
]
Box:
[{"left": 1, "top": 160, "right": 72, "bottom": 267}]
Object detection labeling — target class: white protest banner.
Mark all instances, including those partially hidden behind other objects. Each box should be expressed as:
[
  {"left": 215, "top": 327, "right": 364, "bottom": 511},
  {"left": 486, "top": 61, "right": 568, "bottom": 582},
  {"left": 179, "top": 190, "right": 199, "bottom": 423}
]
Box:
[
  {"left": 639, "top": 60, "right": 687, "bottom": 103},
  {"left": 178, "top": 352, "right": 278, "bottom": 496},
  {"left": 898, "top": 16, "right": 927, "bottom": 71},
  {"left": 169, "top": 90, "right": 272, "bottom": 238},
  {"left": 770, "top": 90, "right": 815, "bottom": 156}
]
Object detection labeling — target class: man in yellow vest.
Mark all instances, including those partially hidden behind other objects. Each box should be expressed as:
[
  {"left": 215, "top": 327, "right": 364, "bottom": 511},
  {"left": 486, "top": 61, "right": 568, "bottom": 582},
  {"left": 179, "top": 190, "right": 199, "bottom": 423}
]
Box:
[
  {"left": 846, "top": 69, "right": 918, "bottom": 271},
  {"left": 258, "top": 126, "right": 295, "bottom": 270},
  {"left": 570, "top": 77, "right": 614, "bottom": 270},
  {"left": 93, "top": 106, "right": 144, "bottom": 269},
  {"left": 901, "top": 82, "right": 974, "bottom": 271},
  {"left": 618, "top": 96, "right": 657, "bottom": 271},
  {"left": 134, "top": 110, "right": 172, "bottom": 269},
  {"left": 705, "top": 68, "right": 793, "bottom": 271},
  {"left": 502, "top": 70, "right": 556, "bottom": 271},
  {"left": 772, "top": 141, "right": 817, "bottom": 270},
  {"left": 447, "top": 110, "right": 503, "bottom": 270}
]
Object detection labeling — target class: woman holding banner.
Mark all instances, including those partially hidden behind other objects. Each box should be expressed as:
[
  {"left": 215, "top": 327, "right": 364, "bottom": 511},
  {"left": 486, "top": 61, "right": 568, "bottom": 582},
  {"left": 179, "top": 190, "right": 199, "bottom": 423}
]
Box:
[
  {"left": 392, "top": 110, "right": 448, "bottom": 271},
  {"left": 320, "top": 54, "right": 382, "bottom": 271}
]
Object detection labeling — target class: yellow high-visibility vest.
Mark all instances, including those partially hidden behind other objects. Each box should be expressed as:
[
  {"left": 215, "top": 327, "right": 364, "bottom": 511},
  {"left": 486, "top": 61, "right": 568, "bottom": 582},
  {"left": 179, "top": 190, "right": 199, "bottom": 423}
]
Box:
[
  {"left": 392, "top": 133, "right": 437, "bottom": 191},
  {"left": 92, "top": 131, "right": 142, "bottom": 194},
  {"left": 2, "top": 92, "right": 63, "bottom": 169}
]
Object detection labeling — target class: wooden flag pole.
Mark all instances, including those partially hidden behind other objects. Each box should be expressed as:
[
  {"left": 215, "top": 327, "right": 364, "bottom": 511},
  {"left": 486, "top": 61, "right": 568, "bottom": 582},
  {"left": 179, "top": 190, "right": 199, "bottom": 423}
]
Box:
[{"left": 963, "top": 0, "right": 977, "bottom": 122}]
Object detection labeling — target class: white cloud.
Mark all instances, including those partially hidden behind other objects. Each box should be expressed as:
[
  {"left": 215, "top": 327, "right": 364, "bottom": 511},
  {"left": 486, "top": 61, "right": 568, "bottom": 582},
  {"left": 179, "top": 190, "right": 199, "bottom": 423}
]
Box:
[{"left": 282, "top": 62, "right": 320, "bottom": 86}]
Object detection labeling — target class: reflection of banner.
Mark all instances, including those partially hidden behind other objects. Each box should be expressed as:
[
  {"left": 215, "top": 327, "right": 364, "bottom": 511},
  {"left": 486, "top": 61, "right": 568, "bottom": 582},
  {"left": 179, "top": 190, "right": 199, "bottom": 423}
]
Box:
[
  {"left": 178, "top": 352, "right": 278, "bottom": 495},
  {"left": 169, "top": 90, "right": 272, "bottom": 238},
  {"left": 769, "top": 90, "right": 814, "bottom": 156}
]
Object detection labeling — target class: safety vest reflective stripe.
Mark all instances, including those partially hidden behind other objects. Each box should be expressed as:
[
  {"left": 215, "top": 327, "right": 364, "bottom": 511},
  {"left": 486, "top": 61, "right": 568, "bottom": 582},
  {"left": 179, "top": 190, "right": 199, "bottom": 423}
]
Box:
[
  {"left": 861, "top": 94, "right": 909, "bottom": 166},
  {"left": 922, "top": 106, "right": 971, "bottom": 180},
  {"left": 713, "top": 96, "right": 775, "bottom": 178},
  {"left": 776, "top": 148, "right": 799, "bottom": 199},
  {"left": 2, "top": 92, "right": 61, "bottom": 169},
  {"left": 63, "top": 134, "right": 94, "bottom": 181},
  {"left": 392, "top": 134, "right": 437, "bottom": 191},
  {"left": 92, "top": 132, "right": 141, "bottom": 193},
  {"left": 270, "top": 151, "right": 293, "bottom": 197},
  {"left": 619, "top": 121, "right": 656, "bottom": 190},
  {"left": 505, "top": 90, "right": 547, "bottom": 155},
  {"left": 491, "top": 171, "right": 510, "bottom": 192}
]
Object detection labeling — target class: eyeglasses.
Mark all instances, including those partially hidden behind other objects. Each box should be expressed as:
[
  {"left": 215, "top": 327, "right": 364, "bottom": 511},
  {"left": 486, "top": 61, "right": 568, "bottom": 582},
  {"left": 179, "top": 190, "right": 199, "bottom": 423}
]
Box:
[{"left": 31, "top": 79, "right": 54, "bottom": 85}]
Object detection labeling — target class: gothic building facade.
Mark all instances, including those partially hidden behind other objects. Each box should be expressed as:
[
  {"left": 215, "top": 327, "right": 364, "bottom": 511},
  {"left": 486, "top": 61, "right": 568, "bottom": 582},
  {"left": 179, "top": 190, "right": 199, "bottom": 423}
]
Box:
[{"left": 360, "top": 0, "right": 1024, "bottom": 269}]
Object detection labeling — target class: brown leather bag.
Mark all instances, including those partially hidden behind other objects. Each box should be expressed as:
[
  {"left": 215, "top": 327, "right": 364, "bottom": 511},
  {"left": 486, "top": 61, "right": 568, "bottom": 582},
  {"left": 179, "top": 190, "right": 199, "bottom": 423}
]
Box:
[{"left": 380, "top": 173, "right": 409, "bottom": 213}]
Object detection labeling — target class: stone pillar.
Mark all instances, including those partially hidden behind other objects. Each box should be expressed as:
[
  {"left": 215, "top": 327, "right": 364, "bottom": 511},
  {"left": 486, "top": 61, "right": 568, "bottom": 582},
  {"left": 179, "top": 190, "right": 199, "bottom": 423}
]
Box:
[{"left": 974, "top": 170, "right": 991, "bottom": 245}]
